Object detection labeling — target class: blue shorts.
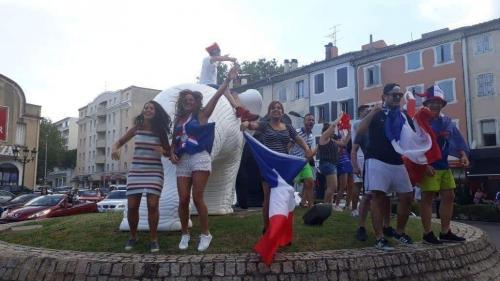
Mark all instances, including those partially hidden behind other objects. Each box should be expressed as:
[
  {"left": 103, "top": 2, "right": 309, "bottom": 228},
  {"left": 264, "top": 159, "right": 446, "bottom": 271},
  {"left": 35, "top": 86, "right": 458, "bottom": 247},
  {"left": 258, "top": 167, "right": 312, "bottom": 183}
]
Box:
[
  {"left": 319, "top": 161, "right": 337, "bottom": 176},
  {"left": 337, "top": 153, "right": 353, "bottom": 175}
]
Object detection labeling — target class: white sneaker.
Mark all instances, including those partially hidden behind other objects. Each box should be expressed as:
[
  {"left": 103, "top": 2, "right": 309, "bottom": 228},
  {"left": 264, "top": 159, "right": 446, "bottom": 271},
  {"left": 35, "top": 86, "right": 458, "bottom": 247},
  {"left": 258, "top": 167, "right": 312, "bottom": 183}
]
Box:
[
  {"left": 197, "top": 233, "right": 213, "bottom": 252},
  {"left": 351, "top": 209, "right": 359, "bottom": 217},
  {"left": 178, "top": 234, "right": 190, "bottom": 250}
]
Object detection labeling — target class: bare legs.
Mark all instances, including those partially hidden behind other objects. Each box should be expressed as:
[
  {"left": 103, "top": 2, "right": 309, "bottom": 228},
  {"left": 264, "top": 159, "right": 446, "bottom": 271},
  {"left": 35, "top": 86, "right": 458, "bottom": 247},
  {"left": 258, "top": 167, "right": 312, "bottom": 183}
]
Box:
[
  {"left": 127, "top": 193, "right": 160, "bottom": 242},
  {"left": 323, "top": 174, "right": 338, "bottom": 205},
  {"left": 177, "top": 171, "right": 211, "bottom": 235}
]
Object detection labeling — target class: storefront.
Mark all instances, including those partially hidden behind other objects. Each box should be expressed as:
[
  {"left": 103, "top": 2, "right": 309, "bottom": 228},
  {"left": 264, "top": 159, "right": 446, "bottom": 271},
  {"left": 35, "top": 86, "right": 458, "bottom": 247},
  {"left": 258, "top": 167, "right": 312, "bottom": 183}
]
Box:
[{"left": 0, "top": 73, "right": 41, "bottom": 189}]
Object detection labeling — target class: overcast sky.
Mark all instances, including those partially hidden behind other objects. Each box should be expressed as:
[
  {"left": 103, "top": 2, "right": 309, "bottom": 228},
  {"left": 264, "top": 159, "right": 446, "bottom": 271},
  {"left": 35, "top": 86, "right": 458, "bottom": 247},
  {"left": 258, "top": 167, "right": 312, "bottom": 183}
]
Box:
[{"left": 1, "top": 0, "right": 499, "bottom": 121}]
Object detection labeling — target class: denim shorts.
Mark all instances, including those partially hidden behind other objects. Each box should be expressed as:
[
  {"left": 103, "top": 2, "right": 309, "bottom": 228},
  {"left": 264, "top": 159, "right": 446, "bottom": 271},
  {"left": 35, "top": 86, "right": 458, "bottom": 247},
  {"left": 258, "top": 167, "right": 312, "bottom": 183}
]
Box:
[{"left": 319, "top": 161, "right": 337, "bottom": 176}]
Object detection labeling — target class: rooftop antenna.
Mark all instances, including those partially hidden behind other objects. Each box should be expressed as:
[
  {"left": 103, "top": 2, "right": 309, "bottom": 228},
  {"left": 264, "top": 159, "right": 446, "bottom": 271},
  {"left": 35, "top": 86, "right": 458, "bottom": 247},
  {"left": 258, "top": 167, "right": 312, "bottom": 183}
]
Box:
[{"left": 326, "top": 24, "right": 341, "bottom": 46}]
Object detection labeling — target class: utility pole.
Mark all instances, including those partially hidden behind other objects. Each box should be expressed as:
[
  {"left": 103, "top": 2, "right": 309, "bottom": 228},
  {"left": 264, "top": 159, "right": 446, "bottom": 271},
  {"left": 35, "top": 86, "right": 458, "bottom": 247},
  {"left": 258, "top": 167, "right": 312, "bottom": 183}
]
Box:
[{"left": 44, "top": 132, "right": 48, "bottom": 185}]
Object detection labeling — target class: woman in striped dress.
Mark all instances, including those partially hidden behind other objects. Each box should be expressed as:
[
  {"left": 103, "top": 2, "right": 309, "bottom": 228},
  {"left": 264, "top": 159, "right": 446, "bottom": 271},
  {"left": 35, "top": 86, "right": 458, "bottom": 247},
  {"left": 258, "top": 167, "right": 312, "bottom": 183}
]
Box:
[{"left": 111, "top": 100, "right": 171, "bottom": 253}]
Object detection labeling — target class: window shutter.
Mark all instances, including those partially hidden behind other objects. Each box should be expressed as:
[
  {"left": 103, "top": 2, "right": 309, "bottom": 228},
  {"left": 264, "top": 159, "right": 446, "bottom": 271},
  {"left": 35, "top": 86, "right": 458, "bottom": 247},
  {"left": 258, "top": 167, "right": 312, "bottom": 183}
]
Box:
[
  {"left": 324, "top": 103, "right": 330, "bottom": 122},
  {"left": 330, "top": 101, "right": 338, "bottom": 121},
  {"left": 373, "top": 65, "right": 380, "bottom": 85},
  {"left": 347, "top": 99, "right": 354, "bottom": 118},
  {"left": 309, "top": 106, "right": 315, "bottom": 119}
]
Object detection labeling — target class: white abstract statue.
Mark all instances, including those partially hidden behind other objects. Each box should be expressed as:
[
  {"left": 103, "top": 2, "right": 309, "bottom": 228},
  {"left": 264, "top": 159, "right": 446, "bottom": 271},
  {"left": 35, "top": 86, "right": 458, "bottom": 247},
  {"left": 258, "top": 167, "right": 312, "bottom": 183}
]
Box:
[{"left": 120, "top": 84, "right": 262, "bottom": 231}]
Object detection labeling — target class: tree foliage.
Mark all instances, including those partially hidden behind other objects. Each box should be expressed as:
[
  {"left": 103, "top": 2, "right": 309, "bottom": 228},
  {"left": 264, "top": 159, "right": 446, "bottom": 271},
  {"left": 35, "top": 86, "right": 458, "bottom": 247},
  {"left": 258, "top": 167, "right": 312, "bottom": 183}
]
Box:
[
  {"left": 217, "top": 58, "right": 284, "bottom": 85},
  {"left": 37, "top": 118, "right": 65, "bottom": 183}
]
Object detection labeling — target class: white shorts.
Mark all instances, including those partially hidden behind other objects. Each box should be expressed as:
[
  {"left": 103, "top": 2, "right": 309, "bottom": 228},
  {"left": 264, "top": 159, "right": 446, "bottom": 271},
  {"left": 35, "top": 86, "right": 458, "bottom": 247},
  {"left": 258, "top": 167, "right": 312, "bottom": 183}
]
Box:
[
  {"left": 176, "top": 151, "right": 212, "bottom": 177},
  {"left": 353, "top": 155, "right": 365, "bottom": 183},
  {"left": 364, "top": 158, "right": 412, "bottom": 194}
]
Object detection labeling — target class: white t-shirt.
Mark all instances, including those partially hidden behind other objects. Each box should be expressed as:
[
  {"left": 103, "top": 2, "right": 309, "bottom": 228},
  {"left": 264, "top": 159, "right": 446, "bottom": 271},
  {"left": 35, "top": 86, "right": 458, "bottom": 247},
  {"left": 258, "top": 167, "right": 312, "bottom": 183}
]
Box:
[{"left": 199, "top": 57, "right": 218, "bottom": 85}]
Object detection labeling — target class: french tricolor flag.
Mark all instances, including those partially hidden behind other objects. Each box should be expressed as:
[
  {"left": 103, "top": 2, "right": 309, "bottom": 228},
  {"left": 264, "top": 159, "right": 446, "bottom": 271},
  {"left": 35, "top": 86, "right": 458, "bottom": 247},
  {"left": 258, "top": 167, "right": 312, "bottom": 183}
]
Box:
[{"left": 243, "top": 132, "right": 306, "bottom": 265}]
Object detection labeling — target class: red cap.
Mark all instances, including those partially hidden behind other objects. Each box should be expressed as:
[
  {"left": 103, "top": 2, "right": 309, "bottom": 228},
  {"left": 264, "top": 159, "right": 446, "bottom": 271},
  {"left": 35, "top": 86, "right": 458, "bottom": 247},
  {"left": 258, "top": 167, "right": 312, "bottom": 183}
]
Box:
[{"left": 205, "top": 42, "right": 220, "bottom": 54}]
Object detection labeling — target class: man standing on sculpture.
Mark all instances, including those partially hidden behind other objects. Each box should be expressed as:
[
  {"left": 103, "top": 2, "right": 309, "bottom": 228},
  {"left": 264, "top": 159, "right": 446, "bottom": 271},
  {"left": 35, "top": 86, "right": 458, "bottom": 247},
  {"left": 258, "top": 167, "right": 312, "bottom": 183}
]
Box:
[
  {"left": 357, "top": 83, "right": 415, "bottom": 251},
  {"left": 199, "top": 43, "right": 258, "bottom": 122},
  {"left": 417, "top": 85, "right": 469, "bottom": 245}
]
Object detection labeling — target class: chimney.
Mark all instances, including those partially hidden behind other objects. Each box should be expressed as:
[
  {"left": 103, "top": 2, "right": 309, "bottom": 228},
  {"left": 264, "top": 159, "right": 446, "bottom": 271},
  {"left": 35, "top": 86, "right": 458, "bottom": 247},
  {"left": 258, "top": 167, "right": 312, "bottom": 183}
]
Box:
[
  {"left": 361, "top": 36, "right": 387, "bottom": 50},
  {"left": 290, "top": 59, "right": 298, "bottom": 70},
  {"left": 324, "top": 42, "right": 338, "bottom": 60},
  {"left": 284, "top": 59, "right": 290, "bottom": 72}
]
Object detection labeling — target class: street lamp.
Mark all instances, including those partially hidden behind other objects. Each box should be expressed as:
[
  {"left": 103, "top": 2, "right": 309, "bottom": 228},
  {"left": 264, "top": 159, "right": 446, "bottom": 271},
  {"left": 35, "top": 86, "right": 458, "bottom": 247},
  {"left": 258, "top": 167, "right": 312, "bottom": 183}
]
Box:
[{"left": 12, "top": 145, "right": 37, "bottom": 188}]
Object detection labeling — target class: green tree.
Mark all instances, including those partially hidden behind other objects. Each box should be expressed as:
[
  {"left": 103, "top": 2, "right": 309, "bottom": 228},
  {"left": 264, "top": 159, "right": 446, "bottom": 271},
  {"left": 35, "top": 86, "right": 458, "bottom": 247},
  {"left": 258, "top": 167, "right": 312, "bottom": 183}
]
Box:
[
  {"left": 217, "top": 58, "right": 284, "bottom": 85},
  {"left": 37, "top": 118, "right": 65, "bottom": 183},
  {"left": 59, "top": 149, "right": 77, "bottom": 169},
  {"left": 240, "top": 58, "right": 284, "bottom": 83}
]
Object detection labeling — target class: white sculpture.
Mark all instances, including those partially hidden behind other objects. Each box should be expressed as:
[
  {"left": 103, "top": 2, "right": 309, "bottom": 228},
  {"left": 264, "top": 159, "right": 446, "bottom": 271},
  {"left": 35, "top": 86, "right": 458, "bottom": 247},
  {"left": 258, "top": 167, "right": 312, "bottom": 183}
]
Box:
[{"left": 120, "top": 84, "right": 262, "bottom": 231}]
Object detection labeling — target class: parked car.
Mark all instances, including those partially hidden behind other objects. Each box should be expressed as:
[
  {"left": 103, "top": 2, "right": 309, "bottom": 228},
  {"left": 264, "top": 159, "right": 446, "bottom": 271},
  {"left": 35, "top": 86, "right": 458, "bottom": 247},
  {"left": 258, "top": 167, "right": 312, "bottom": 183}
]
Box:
[
  {"left": 96, "top": 190, "right": 127, "bottom": 212},
  {"left": 0, "top": 193, "right": 40, "bottom": 218},
  {"left": 0, "top": 190, "right": 15, "bottom": 204},
  {"left": 0, "top": 185, "right": 32, "bottom": 195},
  {"left": 52, "top": 186, "right": 72, "bottom": 194},
  {"left": 109, "top": 184, "right": 127, "bottom": 191},
  {"left": 1, "top": 194, "right": 97, "bottom": 222},
  {"left": 76, "top": 189, "right": 105, "bottom": 203}
]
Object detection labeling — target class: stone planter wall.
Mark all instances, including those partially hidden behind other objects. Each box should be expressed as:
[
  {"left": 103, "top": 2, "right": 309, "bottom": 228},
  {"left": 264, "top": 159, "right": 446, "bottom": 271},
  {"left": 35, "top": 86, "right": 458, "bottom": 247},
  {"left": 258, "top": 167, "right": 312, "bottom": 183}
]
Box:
[{"left": 0, "top": 221, "right": 499, "bottom": 281}]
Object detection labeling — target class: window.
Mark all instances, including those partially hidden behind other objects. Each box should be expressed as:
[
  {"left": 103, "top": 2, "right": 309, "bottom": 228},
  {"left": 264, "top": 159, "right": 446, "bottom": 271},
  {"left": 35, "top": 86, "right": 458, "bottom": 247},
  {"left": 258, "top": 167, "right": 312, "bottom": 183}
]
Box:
[
  {"left": 317, "top": 103, "right": 329, "bottom": 123},
  {"left": 436, "top": 79, "right": 455, "bottom": 103},
  {"left": 475, "top": 34, "right": 492, "bottom": 55},
  {"left": 296, "top": 80, "right": 305, "bottom": 99},
  {"left": 406, "top": 84, "right": 424, "bottom": 106},
  {"left": 435, "top": 43, "right": 452, "bottom": 64},
  {"left": 278, "top": 87, "right": 287, "bottom": 102},
  {"left": 406, "top": 51, "right": 422, "bottom": 71},
  {"left": 106, "top": 164, "right": 109, "bottom": 171},
  {"left": 314, "top": 73, "right": 324, "bottom": 94},
  {"left": 337, "top": 67, "right": 348, "bottom": 89},
  {"left": 124, "top": 162, "right": 128, "bottom": 169},
  {"left": 364, "top": 65, "right": 380, "bottom": 87},
  {"left": 339, "top": 99, "right": 354, "bottom": 117},
  {"left": 481, "top": 120, "right": 497, "bottom": 146},
  {"left": 477, "top": 73, "right": 494, "bottom": 97}
]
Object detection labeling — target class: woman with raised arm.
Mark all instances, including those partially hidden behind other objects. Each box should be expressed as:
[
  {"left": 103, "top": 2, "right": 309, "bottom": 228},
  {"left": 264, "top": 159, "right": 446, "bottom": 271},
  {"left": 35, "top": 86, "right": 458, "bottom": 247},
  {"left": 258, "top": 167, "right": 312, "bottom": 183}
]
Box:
[
  {"left": 240, "top": 101, "right": 314, "bottom": 233},
  {"left": 111, "top": 100, "right": 172, "bottom": 253},
  {"left": 318, "top": 113, "right": 344, "bottom": 209},
  {"left": 171, "top": 66, "right": 239, "bottom": 252}
]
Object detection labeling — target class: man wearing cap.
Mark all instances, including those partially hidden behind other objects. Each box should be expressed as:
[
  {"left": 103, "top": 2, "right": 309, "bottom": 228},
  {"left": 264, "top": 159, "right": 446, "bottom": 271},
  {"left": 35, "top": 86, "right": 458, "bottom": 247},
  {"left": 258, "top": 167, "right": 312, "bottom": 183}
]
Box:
[
  {"left": 200, "top": 42, "right": 258, "bottom": 122},
  {"left": 357, "top": 83, "right": 415, "bottom": 251},
  {"left": 417, "top": 85, "right": 469, "bottom": 245}
]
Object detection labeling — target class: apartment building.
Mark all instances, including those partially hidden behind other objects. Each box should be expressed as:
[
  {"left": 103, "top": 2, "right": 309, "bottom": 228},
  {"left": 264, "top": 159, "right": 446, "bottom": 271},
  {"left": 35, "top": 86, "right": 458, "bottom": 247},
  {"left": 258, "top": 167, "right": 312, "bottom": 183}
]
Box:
[{"left": 75, "top": 86, "right": 160, "bottom": 188}]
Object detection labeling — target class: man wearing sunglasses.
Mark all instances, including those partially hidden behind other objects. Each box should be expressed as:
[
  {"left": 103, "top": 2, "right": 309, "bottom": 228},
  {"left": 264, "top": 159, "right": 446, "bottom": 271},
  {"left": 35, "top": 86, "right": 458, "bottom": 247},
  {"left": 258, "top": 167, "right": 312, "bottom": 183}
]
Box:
[{"left": 357, "top": 83, "right": 415, "bottom": 251}]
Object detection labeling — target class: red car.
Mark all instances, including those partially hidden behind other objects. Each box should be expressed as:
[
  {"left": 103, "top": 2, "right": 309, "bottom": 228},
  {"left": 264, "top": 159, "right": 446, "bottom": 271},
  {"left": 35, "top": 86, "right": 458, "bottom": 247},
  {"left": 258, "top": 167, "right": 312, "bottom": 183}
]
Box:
[
  {"left": 76, "top": 189, "right": 105, "bottom": 203},
  {"left": 1, "top": 194, "right": 97, "bottom": 222}
]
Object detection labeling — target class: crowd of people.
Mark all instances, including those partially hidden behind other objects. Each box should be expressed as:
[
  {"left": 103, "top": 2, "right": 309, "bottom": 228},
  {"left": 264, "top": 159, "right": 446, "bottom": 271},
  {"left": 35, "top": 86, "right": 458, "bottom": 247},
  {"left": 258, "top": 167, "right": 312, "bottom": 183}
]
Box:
[{"left": 112, "top": 42, "right": 471, "bottom": 253}]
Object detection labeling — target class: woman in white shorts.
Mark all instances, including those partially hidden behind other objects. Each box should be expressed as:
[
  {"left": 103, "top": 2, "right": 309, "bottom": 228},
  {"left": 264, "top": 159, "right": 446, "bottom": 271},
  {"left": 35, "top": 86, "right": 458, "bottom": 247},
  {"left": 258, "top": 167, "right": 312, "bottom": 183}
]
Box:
[{"left": 170, "top": 66, "right": 238, "bottom": 252}]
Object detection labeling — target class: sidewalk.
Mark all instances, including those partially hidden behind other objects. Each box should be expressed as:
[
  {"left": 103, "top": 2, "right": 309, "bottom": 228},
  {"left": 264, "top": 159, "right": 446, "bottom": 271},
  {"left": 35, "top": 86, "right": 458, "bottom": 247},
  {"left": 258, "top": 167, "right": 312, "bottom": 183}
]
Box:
[{"left": 464, "top": 220, "right": 500, "bottom": 249}]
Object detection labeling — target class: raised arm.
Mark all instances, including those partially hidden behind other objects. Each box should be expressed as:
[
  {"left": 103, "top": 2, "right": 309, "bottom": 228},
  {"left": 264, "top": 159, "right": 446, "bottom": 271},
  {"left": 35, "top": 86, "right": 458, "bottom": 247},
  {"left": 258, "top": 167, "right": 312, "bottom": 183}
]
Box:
[
  {"left": 319, "top": 113, "right": 343, "bottom": 145},
  {"left": 199, "top": 66, "right": 238, "bottom": 124},
  {"left": 111, "top": 126, "right": 137, "bottom": 160},
  {"left": 210, "top": 54, "right": 237, "bottom": 63}
]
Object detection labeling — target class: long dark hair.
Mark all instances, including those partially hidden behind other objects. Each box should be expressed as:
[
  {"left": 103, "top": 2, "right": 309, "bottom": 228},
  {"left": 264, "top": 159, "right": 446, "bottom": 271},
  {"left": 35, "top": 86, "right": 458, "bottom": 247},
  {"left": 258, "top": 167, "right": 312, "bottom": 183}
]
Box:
[
  {"left": 135, "top": 100, "right": 172, "bottom": 150},
  {"left": 175, "top": 90, "right": 203, "bottom": 123}
]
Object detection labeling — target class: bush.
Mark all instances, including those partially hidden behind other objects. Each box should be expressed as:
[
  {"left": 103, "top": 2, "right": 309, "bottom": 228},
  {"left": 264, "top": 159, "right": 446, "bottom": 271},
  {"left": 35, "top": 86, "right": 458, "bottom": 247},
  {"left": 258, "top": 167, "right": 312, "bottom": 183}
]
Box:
[{"left": 452, "top": 204, "right": 500, "bottom": 222}]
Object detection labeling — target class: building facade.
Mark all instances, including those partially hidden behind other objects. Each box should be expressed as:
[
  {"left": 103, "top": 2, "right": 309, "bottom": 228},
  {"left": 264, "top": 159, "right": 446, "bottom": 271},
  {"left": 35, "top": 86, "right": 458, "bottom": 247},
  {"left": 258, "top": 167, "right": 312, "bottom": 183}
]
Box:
[
  {"left": 463, "top": 19, "right": 500, "bottom": 190},
  {"left": 0, "top": 73, "right": 41, "bottom": 188},
  {"left": 355, "top": 30, "right": 468, "bottom": 139},
  {"left": 45, "top": 117, "right": 78, "bottom": 188},
  {"left": 54, "top": 117, "right": 78, "bottom": 150},
  {"left": 75, "top": 86, "right": 160, "bottom": 188}
]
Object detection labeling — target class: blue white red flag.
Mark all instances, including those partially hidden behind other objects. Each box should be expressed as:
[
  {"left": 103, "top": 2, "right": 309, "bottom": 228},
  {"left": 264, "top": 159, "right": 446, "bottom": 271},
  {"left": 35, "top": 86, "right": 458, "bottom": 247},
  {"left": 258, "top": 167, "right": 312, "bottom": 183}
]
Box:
[{"left": 243, "top": 132, "right": 306, "bottom": 265}]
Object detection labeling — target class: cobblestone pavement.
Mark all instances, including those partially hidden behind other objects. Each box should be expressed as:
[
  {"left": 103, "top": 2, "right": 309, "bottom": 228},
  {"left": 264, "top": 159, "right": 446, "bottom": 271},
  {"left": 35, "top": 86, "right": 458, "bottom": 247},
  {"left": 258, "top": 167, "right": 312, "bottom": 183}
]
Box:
[{"left": 0, "top": 221, "right": 499, "bottom": 280}]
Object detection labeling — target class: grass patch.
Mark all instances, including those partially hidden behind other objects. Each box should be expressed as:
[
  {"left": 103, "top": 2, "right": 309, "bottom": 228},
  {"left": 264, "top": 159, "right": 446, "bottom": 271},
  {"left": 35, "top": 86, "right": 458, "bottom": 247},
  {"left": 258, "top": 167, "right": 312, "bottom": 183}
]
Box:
[{"left": 0, "top": 209, "right": 438, "bottom": 254}]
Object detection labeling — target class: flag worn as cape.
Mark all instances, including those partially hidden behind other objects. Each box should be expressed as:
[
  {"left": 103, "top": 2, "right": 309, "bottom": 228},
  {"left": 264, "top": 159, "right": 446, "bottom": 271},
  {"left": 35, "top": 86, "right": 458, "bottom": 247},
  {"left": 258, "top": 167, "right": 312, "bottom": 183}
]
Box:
[{"left": 243, "top": 132, "right": 306, "bottom": 265}]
